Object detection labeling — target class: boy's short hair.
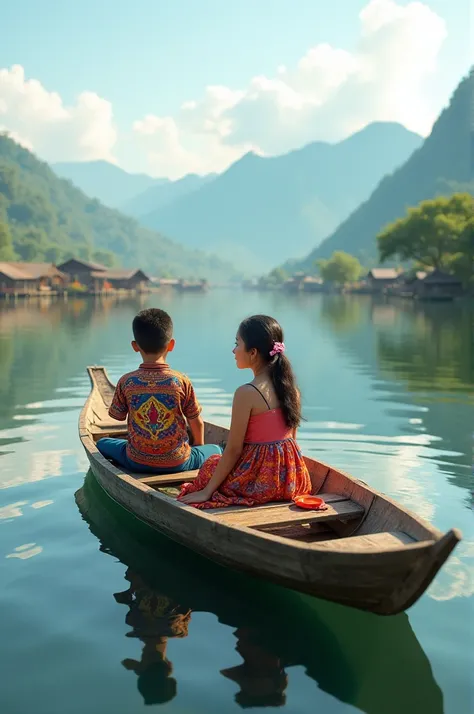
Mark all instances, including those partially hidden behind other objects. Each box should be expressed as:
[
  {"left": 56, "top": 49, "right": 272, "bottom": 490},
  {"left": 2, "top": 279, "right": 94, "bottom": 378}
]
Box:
[{"left": 132, "top": 308, "right": 173, "bottom": 354}]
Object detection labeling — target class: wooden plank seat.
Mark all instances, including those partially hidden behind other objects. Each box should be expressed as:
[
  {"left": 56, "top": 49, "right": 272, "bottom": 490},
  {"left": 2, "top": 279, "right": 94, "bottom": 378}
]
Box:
[
  {"left": 196, "top": 492, "right": 349, "bottom": 518},
  {"left": 314, "top": 492, "right": 348, "bottom": 504},
  {"left": 91, "top": 427, "right": 128, "bottom": 441},
  {"left": 135, "top": 482, "right": 353, "bottom": 510},
  {"left": 212, "top": 498, "right": 364, "bottom": 529},
  {"left": 137, "top": 470, "right": 199, "bottom": 486}
]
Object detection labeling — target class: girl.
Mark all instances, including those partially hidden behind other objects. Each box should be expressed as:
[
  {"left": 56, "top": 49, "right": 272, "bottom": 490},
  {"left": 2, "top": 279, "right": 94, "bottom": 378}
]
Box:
[{"left": 179, "top": 314, "right": 311, "bottom": 508}]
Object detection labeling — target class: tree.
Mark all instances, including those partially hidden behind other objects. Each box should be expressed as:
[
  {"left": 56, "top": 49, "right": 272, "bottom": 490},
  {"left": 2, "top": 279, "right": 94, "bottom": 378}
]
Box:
[
  {"left": 446, "top": 216, "right": 474, "bottom": 286},
  {"left": 0, "top": 162, "right": 19, "bottom": 201},
  {"left": 0, "top": 221, "right": 15, "bottom": 260},
  {"left": 92, "top": 250, "right": 116, "bottom": 267},
  {"left": 267, "top": 267, "right": 288, "bottom": 285},
  {"left": 44, "top": 245, "right": 64, "bottom": 264},
  {"left": 14, "top": 227, "right": 49, "bottom": 261},
  {"left": 316, "top": 251, "right": 363, "bottom": 285},
  {"left": 377, "top": 193, "right": 474, "bottom": 270},
  {"left": 8, "top": 192, "right": 56, "bottom": 231}
]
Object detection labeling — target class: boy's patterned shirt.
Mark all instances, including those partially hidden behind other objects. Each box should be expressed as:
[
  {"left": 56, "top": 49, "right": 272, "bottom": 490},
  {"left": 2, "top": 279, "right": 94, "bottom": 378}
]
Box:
[{"left": 108, "top": 362, "right": 201, "bottom": 467}]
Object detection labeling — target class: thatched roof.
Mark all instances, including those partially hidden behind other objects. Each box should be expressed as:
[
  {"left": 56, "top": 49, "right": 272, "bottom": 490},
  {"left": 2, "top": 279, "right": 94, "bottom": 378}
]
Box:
[
  {"left": 423, "top": 269, "right": 462, "bottom": 284},
  {"left": 91, "top": 269, "right": 150, "bottom": 281},
  {"left": 0, "top": 262, "right": 65, "bottom": 280},
  {"left": 367, "top": 268, "right": 399, "bottom": 280},
  {"left": 57, "top": 258, "right": 108, "bottom": 272}
]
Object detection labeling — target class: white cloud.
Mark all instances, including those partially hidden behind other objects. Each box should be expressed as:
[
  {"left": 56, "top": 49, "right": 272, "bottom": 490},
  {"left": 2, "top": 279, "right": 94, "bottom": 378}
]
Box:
[
  {"left": 133, "top": 0, "right": 447, "bottom": 176},
  {"left": 132, "top": 86, "right": 256, "bottom": 178},
  {"left": 133, "top": 108, "right": 258, "bottom": 179},
  {"left": 0, "top": 1, "right": 448, "bottom": 178},
  {"left": 0, "top": 64, "right": 117, "bottom": 163}
]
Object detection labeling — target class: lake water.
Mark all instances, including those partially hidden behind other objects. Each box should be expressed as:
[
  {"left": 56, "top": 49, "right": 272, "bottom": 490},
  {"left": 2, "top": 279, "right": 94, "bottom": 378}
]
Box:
[{"left": 0, "top": 291, "right": 472, "bottom": 714}]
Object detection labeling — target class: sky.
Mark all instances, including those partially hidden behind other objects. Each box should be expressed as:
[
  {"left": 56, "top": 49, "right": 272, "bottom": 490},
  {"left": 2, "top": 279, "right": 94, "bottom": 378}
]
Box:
[{"left": 0, "top": 0, "right": 471, "bottom": 178}]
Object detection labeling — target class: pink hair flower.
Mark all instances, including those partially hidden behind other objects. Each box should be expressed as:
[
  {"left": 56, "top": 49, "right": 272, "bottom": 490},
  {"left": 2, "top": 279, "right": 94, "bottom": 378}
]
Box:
[{"left": 270, "top": 341, "right": 285, "bottom": 357}]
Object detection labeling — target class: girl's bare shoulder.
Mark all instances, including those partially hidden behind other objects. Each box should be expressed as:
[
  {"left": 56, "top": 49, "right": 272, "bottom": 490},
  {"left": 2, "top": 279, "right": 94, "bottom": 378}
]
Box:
[{"left": 234, "top": 383, "right": 257, "bottom": 401}]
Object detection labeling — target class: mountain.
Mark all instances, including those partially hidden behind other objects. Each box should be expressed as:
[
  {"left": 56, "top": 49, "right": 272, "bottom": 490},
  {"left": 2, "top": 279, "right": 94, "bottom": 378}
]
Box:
[
  {"left": 141, "top": 122, "right": 422, "bottom": 271},
  {"left": 122, "top": 173, "right": 217, "bottom": 217},
  {"left": 52, "top": 160, "right": 167, "bottom": 208},
  {"left": 0, "top": 134, "right": 239, "bottom": 280},
  {"left": 296, "top": 71, "right": 474, "bottom": 269}
]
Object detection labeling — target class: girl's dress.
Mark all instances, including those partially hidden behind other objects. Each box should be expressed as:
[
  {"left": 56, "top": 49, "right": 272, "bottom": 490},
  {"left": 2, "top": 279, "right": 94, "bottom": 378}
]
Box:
[{"left": 178, "top": 387, "right": 311, "bottom": 509}]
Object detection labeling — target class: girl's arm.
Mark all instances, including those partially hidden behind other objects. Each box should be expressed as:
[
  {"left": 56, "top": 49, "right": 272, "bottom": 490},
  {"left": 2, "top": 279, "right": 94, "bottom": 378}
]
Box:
[
  {"left": 180, "top": 386, "right": 252, "bottom": 504},
  {"left": 292, "top": 388, "right": 301, "bottom": 439}
]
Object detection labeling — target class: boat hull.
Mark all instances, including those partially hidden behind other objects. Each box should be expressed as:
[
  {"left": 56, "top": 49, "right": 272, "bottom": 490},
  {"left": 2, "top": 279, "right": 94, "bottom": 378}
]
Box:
[
  {"left": 84, "top": 449, "right": 456, "bottom": 615},
  {"left": 80, "top": 366, "right": 461, "bottom": 615},
  {"left": 75, "top": 471, "right": 445, "bottom": 714}
]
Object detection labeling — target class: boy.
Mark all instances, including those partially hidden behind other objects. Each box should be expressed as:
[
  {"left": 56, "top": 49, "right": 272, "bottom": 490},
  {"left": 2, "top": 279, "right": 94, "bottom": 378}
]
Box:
[{"left": 97, "top": 308, "right": 221, "bottom": 473}]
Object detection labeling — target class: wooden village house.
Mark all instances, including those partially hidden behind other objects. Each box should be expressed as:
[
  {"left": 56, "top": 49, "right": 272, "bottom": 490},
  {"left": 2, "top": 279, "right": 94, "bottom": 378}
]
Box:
[
  {"left": 0, "top": 262, "right": 67, "bottom": 296},
  {"left": 386, "top": 269, "right": 464, "bottom": 300},
  {"left": 386, "top": 271, "right": 427, "bottom": 297},
  {"left": 91, "top": 269, "right": 150, "bottom": 291},
  {"left": 365, "top": 268, "right": 401, "bottom": 293},
  {"left": 401, "top": 271, "right": 428, "bottom": 296},
  {"left": 283, "top": 272, "right": 306, "bottom": 292},
  {"left": 57, "top": 259, "right": 150, "bottom": 292},
  {"left": 301, "top": 276, "right": 324, "bottom": 293},
  {"left": 412, "top": 269, "right": 464, "bottom": 301},
  {"left": 56, "top": 259, "right": 108, "bottom": 289},
  {"left": 283, "top": 273, "right": 327, "bottom": 293}
]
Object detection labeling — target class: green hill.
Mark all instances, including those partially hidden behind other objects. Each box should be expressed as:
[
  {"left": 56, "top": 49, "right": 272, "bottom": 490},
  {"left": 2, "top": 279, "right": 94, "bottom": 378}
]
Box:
[
  {"left": 295, "top": 70, "right": 473, "bottom": 269},
  {"left": 0, "top": 135, "right": 239, "bottom": 280}
]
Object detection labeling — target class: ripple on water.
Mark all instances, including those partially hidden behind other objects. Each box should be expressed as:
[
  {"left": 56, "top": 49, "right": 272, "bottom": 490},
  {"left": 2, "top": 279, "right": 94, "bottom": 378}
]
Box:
[{"left": 0, "top": 293, "right": 472, "bottom": 714}]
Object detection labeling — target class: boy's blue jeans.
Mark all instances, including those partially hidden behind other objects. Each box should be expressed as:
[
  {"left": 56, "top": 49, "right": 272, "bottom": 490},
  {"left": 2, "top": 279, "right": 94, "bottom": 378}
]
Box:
[{"left": 96, "top": 437, "right": 222, "bottom": 474}]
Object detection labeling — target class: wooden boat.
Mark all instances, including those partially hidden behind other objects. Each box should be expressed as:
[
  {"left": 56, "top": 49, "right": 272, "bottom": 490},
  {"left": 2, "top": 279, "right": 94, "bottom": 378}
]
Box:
[
  {"left": 79, "top": 366, "right": 461, "bottom": 616},
  {"left": 74, "top": 471, "right": 444, "bottom": 714}
]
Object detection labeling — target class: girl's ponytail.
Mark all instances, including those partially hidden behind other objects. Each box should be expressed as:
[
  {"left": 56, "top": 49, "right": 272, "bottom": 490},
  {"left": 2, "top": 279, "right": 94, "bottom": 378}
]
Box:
[
  {"left": 268, "top": 352, "right": 300, "bottom": 429},
  {"left": 238, "top": 315, "right": 301, "bottom": 429}
]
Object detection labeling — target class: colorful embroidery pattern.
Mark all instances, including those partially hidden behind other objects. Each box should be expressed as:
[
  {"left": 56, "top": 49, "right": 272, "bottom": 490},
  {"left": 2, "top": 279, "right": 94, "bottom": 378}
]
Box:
[
  {"left": 135, "top": 396, "right": 175, "bottom": 439},
  {"left": 109, "top": 363, "right": 201, "bottom": 467},
  {"left": 179, "top": 438, "right": 311, "bottom": 508}
]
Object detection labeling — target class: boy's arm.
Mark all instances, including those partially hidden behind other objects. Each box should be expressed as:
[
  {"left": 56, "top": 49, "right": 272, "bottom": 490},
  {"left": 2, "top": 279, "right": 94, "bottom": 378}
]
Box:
[
  {"left": 108, "top": 378, "right": 128, "bottom": 422},
  {"left": 182, "top": 377, "right": 203, "bottom": 444},
  {"left": 187, "top": 415, "right": 204, "bottom": 446}
]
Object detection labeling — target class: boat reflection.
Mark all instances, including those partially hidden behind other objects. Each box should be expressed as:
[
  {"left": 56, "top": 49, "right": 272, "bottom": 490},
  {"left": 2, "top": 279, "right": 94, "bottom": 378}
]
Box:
[{"left": 76, "top": 471, "right": 443, "bottom": 713}]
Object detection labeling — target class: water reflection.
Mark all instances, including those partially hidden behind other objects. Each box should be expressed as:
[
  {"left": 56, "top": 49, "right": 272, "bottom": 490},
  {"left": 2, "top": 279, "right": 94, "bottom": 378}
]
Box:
[
  {"left": 6, "top": 542, "right": 43, "bottom": 559},
  {"left": 0, "top": 291, "right": 471, "bottom": 714},
  {"left": 375, "top": 300, "right": 473, "bottom": 394},
  {"left": 223, "top": 630, "right": 289, "bottom": 708},
  {"left": 0, "top": 296, "right": 147, "bottom": 434},
  {"left": 314, "top": 296, "right": 474, "bottom": 501},
  {"left": 76, "top": 471, "right": 443, "bottom": 714},
  {"left": 319, "top": 295, "right": 366, "bottom": 333},
  {"left": 114, "top": 570, "right": 190, "bottom": 705}
]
